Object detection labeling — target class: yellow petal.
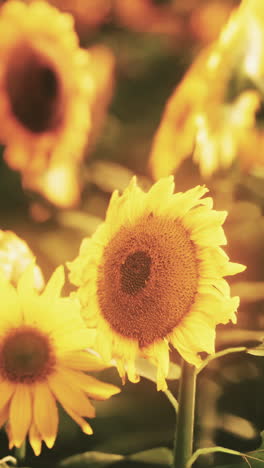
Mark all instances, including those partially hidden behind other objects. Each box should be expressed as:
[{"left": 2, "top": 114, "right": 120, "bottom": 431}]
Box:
[
  {"left": 59, "top": 350, "right": 108, "bottom": 372},
  {"left": 95, "top": 329, "right": 112, "bottom": 363},
  {"left": 146, "top": 176, "right": 175, "bottom": 214},
  {"left": 224, "top": 262, "right": 246, "bottom": 276},
  {"left": 126, "top": 359, "right": 140, "bottom": 383},
  {"left": 0, "top": 380, "right": 15, "bottom": 410},
  {"left": 173, "top": 185, "right": 209, "bottom": 217},
  {"left": 48, "top": 369, "right": 95, "bottom": 418},
  {"left": 191, "top": 226, "right": 227, "bottom": 246},
  {"left": 33, "top": 382, "right": 58, "bottom": 449},
  {"left": 17, "top": 264, "right": 37, "bottom": 300},
  {"left": 9, "top": 384, "right": 32, "bottom": 447},
  {"left": 17, "top": 265, "right": 39, "bottom": 323},
  {"left": 29, "top": 421, "right": 42, "bottom": 456},
  {"left": 55, "top": 328, "right": 95, "bottom": 353},
  {"left": 60, "top": 367, "right": 120, "bottom": 400},
  {"left": 63, "top": 407, "right": 93, "bottom": 435},
  {"left": 144, "top": 340, "right": 170, "bottom": 391},
  {"left": 0, "top": 402, "right": 10, "bottom": 428},
  {"left": 0, "top": 275, "right": 21, "bottom": 327},
  {"left": 42, "top": 266, "right": 65, "bottom": 301}
]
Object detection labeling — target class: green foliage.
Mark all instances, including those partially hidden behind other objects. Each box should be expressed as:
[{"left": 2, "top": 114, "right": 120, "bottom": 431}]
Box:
[{"left": 58, "top": 447, "right": 173, "bottom": 468}]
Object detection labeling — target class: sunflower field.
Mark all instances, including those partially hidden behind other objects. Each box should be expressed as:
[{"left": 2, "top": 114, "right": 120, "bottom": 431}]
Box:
[{"left": 0, "top": 1, "right": 264, "bottom": 468}]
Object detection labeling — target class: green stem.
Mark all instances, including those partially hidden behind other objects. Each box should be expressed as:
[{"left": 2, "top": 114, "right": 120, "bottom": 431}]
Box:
[
  {"left": 173, "top": 360, "right": 197, "bottom": 468},
  {"left": 14, "top": 441, "right": 26, "bottom": 465}
]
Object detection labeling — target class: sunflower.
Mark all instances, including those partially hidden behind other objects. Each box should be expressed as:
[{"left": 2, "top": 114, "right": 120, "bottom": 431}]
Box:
[
  {"left": 0, "top": 230, "right": 43, "bottom": 290},
  {"left": 68, "top": 177, "right": 245, "bottom": 391},
  {"left": 0, "top": 265, "right": 120, "bottom": 455},
  {"left": 0, "top": 1, "right": 94, "bottom": 207}
]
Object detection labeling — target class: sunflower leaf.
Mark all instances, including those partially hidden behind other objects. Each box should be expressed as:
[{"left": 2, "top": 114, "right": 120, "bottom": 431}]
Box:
[
  {"left": 214, "top": 451, "right": 264, "bottom": 468},
  {"left": 58, "top": 451, "right": 124, "bottom": 468},
  {"left": 128, "top": 447, "right": 173, "bottom": 465},
  {"left": 58, "top": 448, "right": 173, "bottom": 468},
  {"left": 187, "top": 432, "right": 264, "bottom": 468}
]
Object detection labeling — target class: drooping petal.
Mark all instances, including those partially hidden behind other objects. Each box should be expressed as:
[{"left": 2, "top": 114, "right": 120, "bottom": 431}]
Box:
[{"left": 33, "top": 382, "right": 58, "bottom": 449}]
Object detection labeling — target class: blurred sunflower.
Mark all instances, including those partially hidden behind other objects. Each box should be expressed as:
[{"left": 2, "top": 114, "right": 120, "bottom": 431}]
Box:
[
  {"left": 68, "top": 177, "right": 245, "bottom": 391},
  {"left": 0, "top": 230, "right": 43, "bottom": 289},
  {"left": 0, "top": 1, "right": 94, "bottom": 207},
  {"left": 149, "top": 0, "right": 264, "bottom": 179},
  {"left": 0, "top": 265, "right": 120, "bottom": 454},
  {"left": 25, "top": 0, "right": 111, "bottom": 39}
]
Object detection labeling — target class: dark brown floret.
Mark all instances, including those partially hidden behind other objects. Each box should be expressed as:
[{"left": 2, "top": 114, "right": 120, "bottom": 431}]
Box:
[{"left": 0, "top": 326, "right": 55, "bottom": 383}]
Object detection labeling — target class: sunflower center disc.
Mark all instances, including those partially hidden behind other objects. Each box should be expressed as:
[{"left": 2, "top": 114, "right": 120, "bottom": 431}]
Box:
[
  {"left": 120, "top": 251, "right": 151, "bottom": 295},
  {"left": 0, "top": 326, "right": 54, "bottom": 383},
  {"left": 97, "top": 215, "right": 199, "bottom": 348},
  {"left": 5, "top": 43, "right": 64, "bottom": 133}
]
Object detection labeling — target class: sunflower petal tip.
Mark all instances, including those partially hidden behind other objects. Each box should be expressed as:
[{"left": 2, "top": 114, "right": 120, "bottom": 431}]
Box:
[
  {"left": 84, "top": 426, "right": 93, "bottom": 435},
  {"left": 33, "top": 445, "right": 42, "bottom": 456},
  {"left": 45, "top": 436, "right": 56, "bottom": 449},
  {"left": 157, "top": 378, "right": 168, "bottom": 392},
  {"left": 107, "top": 384, "right": 122, "bottom": 396},
  {"left": 232, "top": 295, "right": 240, "bottom": 308}
]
